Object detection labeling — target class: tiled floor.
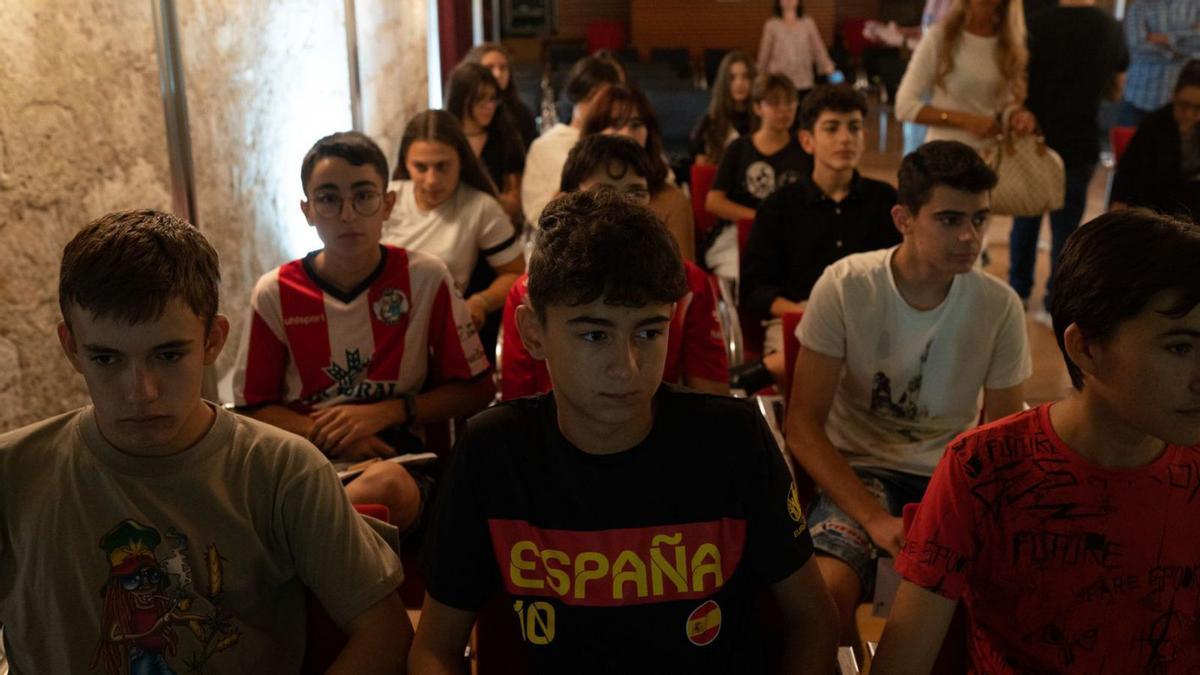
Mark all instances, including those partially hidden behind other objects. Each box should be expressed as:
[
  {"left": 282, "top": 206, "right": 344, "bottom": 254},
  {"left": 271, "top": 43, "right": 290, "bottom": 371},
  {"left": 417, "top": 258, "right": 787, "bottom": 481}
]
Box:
[{"left": 856, "top": 110, "right": 1105, "bottom": 405}]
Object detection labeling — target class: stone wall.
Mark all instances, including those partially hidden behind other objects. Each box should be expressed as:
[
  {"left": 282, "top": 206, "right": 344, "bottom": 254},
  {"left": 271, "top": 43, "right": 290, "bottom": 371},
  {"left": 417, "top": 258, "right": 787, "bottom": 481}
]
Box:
[
  {"left": 0, "top": 2, "right": 172, "bottom": 430},
  {"left": 359, "top": 0, "right": 430, "bottom": 172},
  {"left": 0, "top": 0, "right": 428, "bottom": 431}
]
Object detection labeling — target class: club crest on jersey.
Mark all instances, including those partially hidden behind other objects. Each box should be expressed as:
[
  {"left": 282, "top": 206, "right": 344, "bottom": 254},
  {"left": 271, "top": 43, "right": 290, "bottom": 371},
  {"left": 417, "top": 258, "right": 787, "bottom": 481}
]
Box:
[
  {"left": 373, "top": 288, "right": 409, "bottom": 325},
  {"left": 686, "top": 599, "right": 722, "bottom": 646}
]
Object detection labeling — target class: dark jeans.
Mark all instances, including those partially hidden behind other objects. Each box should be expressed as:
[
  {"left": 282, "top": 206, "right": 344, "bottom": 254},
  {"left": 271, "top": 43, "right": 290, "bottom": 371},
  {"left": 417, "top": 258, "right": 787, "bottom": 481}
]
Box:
[{"left": 1008, "top": 162, "right": 1096, "bottom": 304}]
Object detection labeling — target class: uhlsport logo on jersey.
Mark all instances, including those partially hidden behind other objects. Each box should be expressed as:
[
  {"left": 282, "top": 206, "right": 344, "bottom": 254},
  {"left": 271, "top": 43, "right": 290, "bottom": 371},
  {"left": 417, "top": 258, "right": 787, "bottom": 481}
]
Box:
[
  {"left": 372, "top": 288, "right": 409, "bottom": 325},
  {"left": 686, "top": 599, "right": 722, "bottom": 646}
]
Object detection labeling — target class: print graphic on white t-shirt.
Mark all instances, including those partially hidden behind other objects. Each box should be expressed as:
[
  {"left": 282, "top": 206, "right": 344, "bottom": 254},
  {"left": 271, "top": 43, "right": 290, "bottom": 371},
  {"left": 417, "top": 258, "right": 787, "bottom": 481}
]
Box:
[{"left": 869, "top": 341, "right": 937, "bottom": 444}]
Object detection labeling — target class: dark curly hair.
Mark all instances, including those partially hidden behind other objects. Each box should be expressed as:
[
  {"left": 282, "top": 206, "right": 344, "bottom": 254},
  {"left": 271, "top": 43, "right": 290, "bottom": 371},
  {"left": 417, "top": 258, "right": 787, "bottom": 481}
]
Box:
[
  {"left": 580, "top": 85, "right": 669, "bottom": 191},
  {"left": 559, "top": 134, "right": 653, "bottom": 194},
  {"left": 528, "top": 189, "right": 686, "bottom": 319}
]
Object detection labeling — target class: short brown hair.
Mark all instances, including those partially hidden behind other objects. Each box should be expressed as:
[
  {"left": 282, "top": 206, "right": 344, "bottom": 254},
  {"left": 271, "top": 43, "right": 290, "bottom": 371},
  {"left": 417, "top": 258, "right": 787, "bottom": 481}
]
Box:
[
  {"left": 751, "top": 72, "right": 797, "bottom": 105},
  {"left": 59, "top": 210, "right": 220, "bottom": 326}
]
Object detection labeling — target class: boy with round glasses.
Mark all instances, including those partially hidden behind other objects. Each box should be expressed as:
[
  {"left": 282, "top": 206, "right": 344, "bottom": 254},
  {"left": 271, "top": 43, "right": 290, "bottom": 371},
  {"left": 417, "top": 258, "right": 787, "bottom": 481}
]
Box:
[{"left": 232, "top": 131, "right": 495, "bottom": 532}]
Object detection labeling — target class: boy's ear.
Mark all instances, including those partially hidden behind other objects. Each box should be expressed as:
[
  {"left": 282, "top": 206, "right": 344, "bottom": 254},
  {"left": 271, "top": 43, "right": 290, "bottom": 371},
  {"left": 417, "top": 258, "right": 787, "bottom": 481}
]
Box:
[
  {"left": 380, "top": 189, "right": 397, "bottom": 220},
  {"left": 203, "top": 315, "right": 231, "bottom": 366},
  {"left": 57, "top": 320, "right": 83, "bottom": 374},
  {"left": 1062, "top": 322, "right": 1099, "bottom": 382},
  {"left": 891, "top": 204, "right": 914, "bottom": 237},
  {"left": 798, "top": 128, "right": 815, "bottom": 154},
  {"left": 300, "top": 198, "right": 315, "bottom": 225},
  {"left": 515, "top": 302, "right": 548, "bottom": 361}
]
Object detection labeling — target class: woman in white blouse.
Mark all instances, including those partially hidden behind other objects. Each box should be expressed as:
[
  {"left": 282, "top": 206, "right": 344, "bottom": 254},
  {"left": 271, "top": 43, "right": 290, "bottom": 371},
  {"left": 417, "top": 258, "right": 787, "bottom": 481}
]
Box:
[
  {"left": 757, "top": 0, "right": 836, "bottom": 102},
  {"left": 895, "top": 0, "right": 1036, "bottom": 149}
]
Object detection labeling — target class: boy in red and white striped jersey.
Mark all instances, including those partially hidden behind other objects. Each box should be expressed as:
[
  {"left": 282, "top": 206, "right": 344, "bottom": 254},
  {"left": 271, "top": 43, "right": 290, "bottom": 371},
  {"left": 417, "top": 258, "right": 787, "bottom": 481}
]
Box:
[{"left": 232, "top": 131, "right": 495, "bottom": 531}]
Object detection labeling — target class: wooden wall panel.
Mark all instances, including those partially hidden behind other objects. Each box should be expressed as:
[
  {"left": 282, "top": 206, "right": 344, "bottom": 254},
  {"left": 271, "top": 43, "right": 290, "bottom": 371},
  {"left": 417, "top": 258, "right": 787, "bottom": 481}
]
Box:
[
  {"left": 555, "top": 0, "right": 631, "bottom": 40},
  {"left": 630, "top": 0, "right": 773, "bottom": 58}
]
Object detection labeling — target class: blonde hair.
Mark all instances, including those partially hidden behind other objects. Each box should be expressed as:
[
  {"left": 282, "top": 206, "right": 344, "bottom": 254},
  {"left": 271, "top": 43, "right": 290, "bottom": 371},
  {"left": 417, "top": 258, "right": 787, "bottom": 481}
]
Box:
[{"left": 935, "top": 0, "right": 1028, "bottom": 104}]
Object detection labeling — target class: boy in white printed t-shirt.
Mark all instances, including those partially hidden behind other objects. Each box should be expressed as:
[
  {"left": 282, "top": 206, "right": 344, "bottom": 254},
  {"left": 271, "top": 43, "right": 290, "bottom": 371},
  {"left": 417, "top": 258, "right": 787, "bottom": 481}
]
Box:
[
  {"left": 783, "top": 140, "right": 1032, "bottom": 637},
  {"left": 233, "top": 131, "right": 495, "bottom": 533}
]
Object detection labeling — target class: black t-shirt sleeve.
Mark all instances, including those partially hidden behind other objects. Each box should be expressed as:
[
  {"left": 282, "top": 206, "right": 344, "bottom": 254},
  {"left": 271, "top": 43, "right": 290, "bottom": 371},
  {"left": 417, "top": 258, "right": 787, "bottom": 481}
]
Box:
[
  {"left": 712, "top": 139, "right": 744, "bottom": 194},
  {"left": 689, "top": 114, "right": 710, "bottom": 158},
  {"left": 1114, "top": 19, "right": 1131, "bottom": 72},
  {"left": 868, "top": 183, "right": 902, "bottom": 249},
  {"left": 505, "top": 133, "right": 527, "bottom": 174},
  {"left": 421, "top": 420, "right": 501, "bottom": 611},
  {"left": 741, "top": 406, "right": 814, "bottom": 584},
  {"left": 739, "top": 190, "right": 788, "bottom": 321}
]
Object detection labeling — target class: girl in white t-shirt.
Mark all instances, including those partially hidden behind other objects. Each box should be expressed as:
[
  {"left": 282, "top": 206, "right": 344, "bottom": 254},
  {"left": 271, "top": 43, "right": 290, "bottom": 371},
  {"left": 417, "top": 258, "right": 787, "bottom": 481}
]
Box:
[
  {"left": 896, "top": 0, "right": 1037, "bottom": 149},
  {"left": 383, "top": 110, "right": 525, "bottom": 331}
]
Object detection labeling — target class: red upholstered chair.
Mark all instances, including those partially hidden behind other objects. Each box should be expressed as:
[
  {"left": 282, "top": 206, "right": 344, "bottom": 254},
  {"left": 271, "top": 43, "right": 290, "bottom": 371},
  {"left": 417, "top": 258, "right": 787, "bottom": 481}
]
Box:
[
  {"left": 1106, "top": 126, "right": 1137, "bottom": 207},
  {"left": 690, "top": 163, "right": 719, "bottom": 240},
  {"left": 1110, "top": 126, "right": 1136, "bottom": 164},
  {"left": 780, "top": 310, "right": 804, "bottom": 410},
  {"left": 840, "top": 18, "right": 871, "bottom": 89},
  {"left": 778, "top": 310, "right": 814, "bottom": 507},
  {"left": 586, "top": 20, "right": 627, "bottom": 54},
  {"left": 302, "top": 504, "right": 396, "bottom": 674}
]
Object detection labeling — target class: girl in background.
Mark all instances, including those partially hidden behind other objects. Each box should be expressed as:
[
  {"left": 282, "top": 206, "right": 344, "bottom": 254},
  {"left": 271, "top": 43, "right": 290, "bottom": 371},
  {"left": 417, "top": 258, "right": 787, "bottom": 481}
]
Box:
[
  {"left": 582, "top": 84, "right": 696, "bottom": 261},
  {"left": 444, "top": 62, "right": 525, "bottom": 223},
  {"left": 464, "top": 42, "right": 539, "bottom": 148},
  {"left": 690, "top": 51, "right": 758, "bottom": 167},
  {"left": 757, "top": 0, "right": 836, "bottom": 105}
]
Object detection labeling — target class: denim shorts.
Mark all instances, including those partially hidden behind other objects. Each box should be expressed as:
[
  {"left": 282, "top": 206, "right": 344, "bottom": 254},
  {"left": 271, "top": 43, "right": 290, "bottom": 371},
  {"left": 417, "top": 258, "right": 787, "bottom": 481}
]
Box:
[{"left": 808, "top": 467, "right": 929, "bottom": 594}]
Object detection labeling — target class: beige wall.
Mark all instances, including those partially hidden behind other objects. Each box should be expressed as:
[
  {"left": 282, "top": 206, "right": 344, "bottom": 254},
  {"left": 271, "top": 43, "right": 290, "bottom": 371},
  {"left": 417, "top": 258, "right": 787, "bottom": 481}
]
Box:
[
  {"left": 0, "top": 2, "right": 173, "bottom": 430},
  {"left": 0, "top": 0, "right": 427, "bottom": 430},
  {"left": 359, "top": 0, "right": 430, "bottom": 169}
]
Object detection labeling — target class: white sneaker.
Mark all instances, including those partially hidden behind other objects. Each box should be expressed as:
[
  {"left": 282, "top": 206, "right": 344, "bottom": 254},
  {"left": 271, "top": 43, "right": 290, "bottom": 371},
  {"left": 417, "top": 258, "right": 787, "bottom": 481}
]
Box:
[{"left": 1031, "top": 310, "right": 1053, "bottom": 328}]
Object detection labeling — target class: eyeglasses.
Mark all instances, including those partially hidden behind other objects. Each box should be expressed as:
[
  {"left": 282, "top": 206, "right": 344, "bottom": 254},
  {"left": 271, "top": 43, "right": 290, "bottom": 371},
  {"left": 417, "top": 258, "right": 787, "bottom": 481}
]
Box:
[
  {"left": 310, "top": 191, "right": 383, "bottom": 219},
  {"left": 119, "top": 567, "right": 163, "bottom": 590},
  {"left": 760, "top": 97, "right": 798, "bottom": 109}
]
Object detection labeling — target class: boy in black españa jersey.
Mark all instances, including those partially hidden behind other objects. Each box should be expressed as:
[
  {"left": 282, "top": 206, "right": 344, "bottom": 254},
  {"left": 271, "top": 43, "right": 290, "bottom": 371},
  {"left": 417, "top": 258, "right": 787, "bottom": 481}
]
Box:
[{"left": 410, "top": 189, "right": 837, "bottom": 673}]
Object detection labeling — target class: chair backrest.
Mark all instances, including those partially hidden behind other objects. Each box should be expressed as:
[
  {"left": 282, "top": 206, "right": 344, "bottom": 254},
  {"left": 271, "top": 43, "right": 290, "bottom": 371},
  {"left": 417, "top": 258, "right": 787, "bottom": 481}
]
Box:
[
  {"left": 690, "top": 163, "right": 718, "bottom": 237},
  {"left": 735, "top": 217, "right": 765, "bottom": 362},
  {"left": 781, "top": 311, "right": 804, "bottom": 408},
  {"left": 585, "top": 20, "right": 627, "bottom": 54},
  {"left": 649, "top": 47, "right": 692, "bottom": 79},
  {"left": 1110, "top": 126, "right": 1136, "bottom": 164},
  {"left": 840, "top": 18, "right": 870, "bottom": 59}
]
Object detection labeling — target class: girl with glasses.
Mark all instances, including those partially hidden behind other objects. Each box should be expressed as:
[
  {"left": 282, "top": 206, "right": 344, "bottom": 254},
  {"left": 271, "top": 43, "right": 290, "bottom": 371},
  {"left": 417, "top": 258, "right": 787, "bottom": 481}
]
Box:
[
  {"left": 445, "top": 62, "right": 526, "bottom": 225},
  {"left": 582, "top": 84, "right": 696, "bottom": 261}
]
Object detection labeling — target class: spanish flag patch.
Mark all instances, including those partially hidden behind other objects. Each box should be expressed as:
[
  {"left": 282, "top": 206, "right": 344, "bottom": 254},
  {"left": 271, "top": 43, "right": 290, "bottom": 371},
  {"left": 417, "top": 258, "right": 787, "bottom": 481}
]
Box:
[{"left": 685, "top": 599, "right": 722, "bottom": 646}]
